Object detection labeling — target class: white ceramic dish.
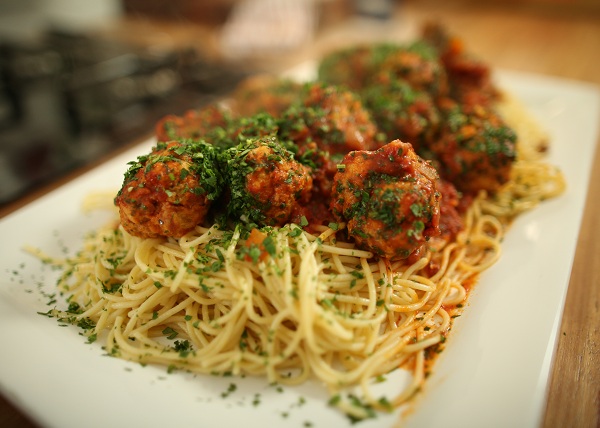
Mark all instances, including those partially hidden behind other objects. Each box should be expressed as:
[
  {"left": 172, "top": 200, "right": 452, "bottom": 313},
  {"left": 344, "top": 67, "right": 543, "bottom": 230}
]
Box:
[{"left": 0, "top": 70, "right": 598, "bottom": 428}]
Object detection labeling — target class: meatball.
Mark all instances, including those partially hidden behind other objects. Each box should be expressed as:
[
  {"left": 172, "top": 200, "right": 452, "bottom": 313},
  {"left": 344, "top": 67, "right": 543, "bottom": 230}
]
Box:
[
  {"left": 331, "top": 140, "right": 441, "bottom": 259},
  {"left": 279, "top": 82, "right": 381, "bottom": 156},
  {"left": 422, "top": 23, "right": 498, "bottom": 106},
  {"left": 295, "top": 141, "right": 338, "bottom": 199},
  {"left": 437, "top": 179, "right": 464, "bottom": 240},
  {"left": 430, "top": 99, "right": 517, "bottom": 194},
  {"left": 115, "top": 141, "right": 224, "bottom": 239},
  {"left": 361, "top": 75, "right": 440, "bottom": 152},
  {"left": 213, "top": 112, "right": 283, "bottom": 150},
  {"left": 375, "top": 41, "right": 448, "bottom": 97},
  {"left": 231, "top": 74, "right": 301, "bottom": 117},
  {"left": 317, "top": 44, "right": 380, "bottom": 91},
  {"left": 155, "top": 105, "right": 230, "bottom": 143},
  {"left": 318, "top": 42, "right": 447, "bottom": 97},
  {"left": 224, "top": 137, "right": 313, "bottom": 226}
]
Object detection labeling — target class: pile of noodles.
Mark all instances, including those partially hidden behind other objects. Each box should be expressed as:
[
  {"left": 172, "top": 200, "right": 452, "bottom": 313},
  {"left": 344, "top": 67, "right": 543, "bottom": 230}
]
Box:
[{"left": 30, "top": 86, "right": 565, "bottom": 420}]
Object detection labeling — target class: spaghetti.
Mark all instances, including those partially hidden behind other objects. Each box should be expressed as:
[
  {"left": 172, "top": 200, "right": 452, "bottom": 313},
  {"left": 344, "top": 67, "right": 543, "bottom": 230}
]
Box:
[
  {"left": 32, "top": 150, "right": 559, "bottom": 419},
  {"left": 31, "top": 34, "right": 566, "bottom": 421}
]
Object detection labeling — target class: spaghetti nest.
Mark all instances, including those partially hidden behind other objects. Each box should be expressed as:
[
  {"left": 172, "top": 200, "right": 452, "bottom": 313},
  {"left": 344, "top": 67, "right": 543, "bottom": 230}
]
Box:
[
  {"left": 37, "top": 153, "right": 563, "bottom": 418},
  {"left": 32, "top": 28, "right": 569, "bottom": 419}
]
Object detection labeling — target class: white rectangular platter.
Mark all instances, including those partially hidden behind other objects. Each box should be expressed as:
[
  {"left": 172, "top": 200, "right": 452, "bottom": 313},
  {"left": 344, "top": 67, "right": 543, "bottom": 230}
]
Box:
[{"left": 0, "top": 69, "right": 598, "bottom": 428}]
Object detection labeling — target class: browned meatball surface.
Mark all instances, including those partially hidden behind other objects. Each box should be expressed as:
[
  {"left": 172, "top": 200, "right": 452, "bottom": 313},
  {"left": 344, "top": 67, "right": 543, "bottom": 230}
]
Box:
[
  {"left": 231, "top": 74, "right": 301, "bottom": 117},
  {"left": 155, "top": 105, "right": 229, "bottom": 143},
  {"left": 361, "top": 75, "right": 440, "bottom": 153},
  {"left": 376, "top": 41, "right": 448, "bottom": 97},
  {"left": 422, "top": 23, "right": 498, "bottom": 106},
  {"left": 431, "top": 99, "right": 517, "bottom": 194},
  {"left": 331, "top": 140, "right": 441, "bottom": 259},
  {"left": 279, "top": 83, "right": 381, "bottom": 156},
  {"left": 115, "top": 141, "right": 223, "bottom": 239},
  {"left": 317, "top": 45, "right": 375, "bottom": 91},
  {"left": 225, "top": 138, "right": 313, "bottom": 227},
  {"left": 295, "top": 141, "right": 338, "bottom": 200},
  {"left": 437, "top": 179, "right": 464, "bottom": 240}
]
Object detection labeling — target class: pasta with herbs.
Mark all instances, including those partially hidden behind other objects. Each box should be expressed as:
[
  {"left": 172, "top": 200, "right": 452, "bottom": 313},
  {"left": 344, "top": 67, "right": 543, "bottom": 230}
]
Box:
[
  {"left": 34, "top": 196, "right": 500, "bottom": 418},
  {"left": 33, "top": 24, "right": 566, "bottom": 420}
]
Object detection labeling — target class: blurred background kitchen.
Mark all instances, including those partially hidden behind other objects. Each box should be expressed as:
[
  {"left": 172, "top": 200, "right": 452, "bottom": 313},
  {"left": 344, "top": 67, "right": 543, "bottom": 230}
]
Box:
[{"left": 0, "top": 0, "right": 598, "bottom": 208}]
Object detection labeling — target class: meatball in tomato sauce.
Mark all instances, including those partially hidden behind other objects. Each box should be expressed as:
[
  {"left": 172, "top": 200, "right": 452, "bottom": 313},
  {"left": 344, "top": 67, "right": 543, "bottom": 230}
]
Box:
[
  {"left": 279, "top": 82, "right": 381, "bottom": 156},
  {"left": 331, "top": 140, "right": 441, "bottom": 260},
  {"left": 231, "top": 75, "right": 301, "bottom": 117},
  {"left": 317, "top": 44, "right": 378, "bottom": 91},
  {"left": 115, "top": 141, "right": 224, "bottom": 239},
  {"left": 155, "top": 105, "right": 230, "bottom": 144},
  {"left": 361, "top": 75, "right": 440, "bottom": 153},
  {"left": 224, "top": 137, "right": 313, "bottom": 227},
  {"left": 431, "top": 99, "right": 517, "bottom": 195},
  {"left": 375, "top": 41, "right": 448, "bottom": 97}
]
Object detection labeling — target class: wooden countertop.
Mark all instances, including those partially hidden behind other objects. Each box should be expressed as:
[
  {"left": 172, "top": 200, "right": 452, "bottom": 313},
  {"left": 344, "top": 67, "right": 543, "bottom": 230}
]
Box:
[{"left": 1, "top": 2, "right": 599, "bottom": 427}]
